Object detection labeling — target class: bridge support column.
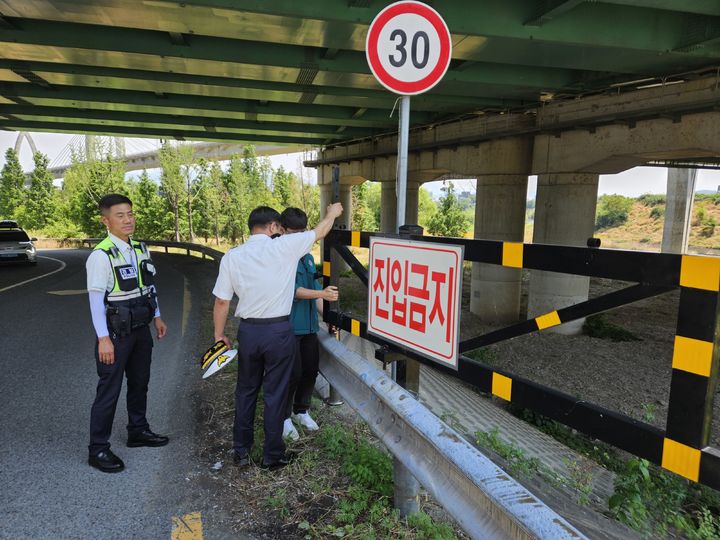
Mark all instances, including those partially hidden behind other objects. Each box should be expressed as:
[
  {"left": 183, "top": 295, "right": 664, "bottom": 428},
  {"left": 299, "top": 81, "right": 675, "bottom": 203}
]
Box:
[
  {"left": 379, "top": 181, "right": 420, "bottom": 232},
  {"left": 528, "top": 173, "right": 599, "bottom": 335},
  {"left": 469, "top": 137, "right": 532, "bottom": 324},
  {"left": 380, "top": 182, "right": 397, "bottom": 232},
  {"left": 470, "top": 174, "right": 528, "bottom": 323},
  {"left": 405, "top": 181, "right": 420, "bottom": 226},
  {"left": 662, "top": 168, "right": 697, "bottom": 254}
]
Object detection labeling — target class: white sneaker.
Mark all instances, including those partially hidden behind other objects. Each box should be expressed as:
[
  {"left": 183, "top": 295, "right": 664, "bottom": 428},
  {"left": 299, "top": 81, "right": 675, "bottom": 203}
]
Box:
[
  {"left": 282, "top": 418, "right": 300, "bottom": 441},
  {"left": 292, "top": 412, "right": 319, "bottom": 431}
]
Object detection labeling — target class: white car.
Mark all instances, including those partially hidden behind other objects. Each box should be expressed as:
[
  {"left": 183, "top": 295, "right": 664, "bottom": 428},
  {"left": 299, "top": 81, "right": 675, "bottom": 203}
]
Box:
[{"left": 0, "top": 222, "right": 37, "bottom": 264}]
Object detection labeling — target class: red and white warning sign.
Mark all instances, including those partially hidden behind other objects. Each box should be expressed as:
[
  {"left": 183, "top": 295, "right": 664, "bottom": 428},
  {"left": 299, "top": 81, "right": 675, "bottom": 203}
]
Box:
[
  {"left": 365, "top": 1, "right": 452, "bottom": 95},
  {"left": 368, "top": 237, "right": 463, "bottom": 369}
]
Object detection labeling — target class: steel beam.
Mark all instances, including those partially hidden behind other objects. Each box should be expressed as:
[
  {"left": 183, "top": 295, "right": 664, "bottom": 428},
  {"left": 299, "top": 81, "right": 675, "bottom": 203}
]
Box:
[{"left": 0, "top": 82, "right": 413, "bottom": 127}]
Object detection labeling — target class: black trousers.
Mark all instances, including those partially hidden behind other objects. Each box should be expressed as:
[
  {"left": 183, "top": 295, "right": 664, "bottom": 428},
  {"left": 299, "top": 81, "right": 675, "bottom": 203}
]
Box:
[
  {"left": 285, "top": 333, "right": 320, "bottom": 418},
  {"left": 89, "top": 325, "right": 153, "bottom": 456},
  {"left": 233, "top": 319, "right": 295, "bottom": 464}
]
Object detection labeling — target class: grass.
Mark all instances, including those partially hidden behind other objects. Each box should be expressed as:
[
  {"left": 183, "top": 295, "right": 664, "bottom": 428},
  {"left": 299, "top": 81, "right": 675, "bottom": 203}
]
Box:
[
  {"left": 506, "top": 404, "right": 720, "bottom": 539},
  {"left": 582, "top": 314, "right": 641, "bottom": 342}
]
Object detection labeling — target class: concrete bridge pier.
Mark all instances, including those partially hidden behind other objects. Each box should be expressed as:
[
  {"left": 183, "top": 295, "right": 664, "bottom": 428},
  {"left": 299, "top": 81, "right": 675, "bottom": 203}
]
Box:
[
  {"left": 469, "top": 137, "right": 532, "bottom": 324},
  {"left": 380, "top": 180, "right": 421, "bottom": 233},
  {"left": 662, "top": 168, "right": 697, "bottom": 254},
  {"left": 527, "top": 173, "right": 599, "bottom": 335}
]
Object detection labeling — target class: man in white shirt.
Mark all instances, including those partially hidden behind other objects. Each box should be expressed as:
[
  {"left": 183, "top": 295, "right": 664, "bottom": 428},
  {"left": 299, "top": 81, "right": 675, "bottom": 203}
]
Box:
[
  {"left": 212, "top": 203, "right": 342, "bottom": 470},
  {"left": 86, "top": 194, "right": 168, "bottom": 473}
]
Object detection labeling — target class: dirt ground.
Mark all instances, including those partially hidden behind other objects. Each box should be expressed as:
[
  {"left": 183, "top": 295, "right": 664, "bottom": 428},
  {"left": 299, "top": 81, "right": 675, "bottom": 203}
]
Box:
[{"left": 485, "top": 273, "right": 720, "bottom": 448}]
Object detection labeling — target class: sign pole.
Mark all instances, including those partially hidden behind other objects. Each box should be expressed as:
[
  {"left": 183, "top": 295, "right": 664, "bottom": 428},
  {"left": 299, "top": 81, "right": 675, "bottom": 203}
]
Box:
[
  {"left": 365, "top": 0, "right": 453, "bottom": 519},
  {"left": 396, "top": 95, "right": 410, "bottom": 233}
]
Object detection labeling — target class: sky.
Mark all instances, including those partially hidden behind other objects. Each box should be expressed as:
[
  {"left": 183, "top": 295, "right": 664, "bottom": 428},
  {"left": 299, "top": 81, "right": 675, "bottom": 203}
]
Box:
[{"left": 2, "top": 131, "right": 719, "bottom": 200}]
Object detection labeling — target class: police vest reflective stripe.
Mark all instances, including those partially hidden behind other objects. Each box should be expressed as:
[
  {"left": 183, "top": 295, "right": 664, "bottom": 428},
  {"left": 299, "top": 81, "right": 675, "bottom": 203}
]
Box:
[{"left": 94, "top": 236, "right": 153, "bottom": 302}]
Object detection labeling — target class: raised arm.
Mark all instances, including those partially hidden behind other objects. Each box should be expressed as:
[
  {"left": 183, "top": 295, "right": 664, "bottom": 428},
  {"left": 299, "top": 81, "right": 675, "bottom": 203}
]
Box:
[{"left": 312, "top": 202, "right": 343, "bottom": 241}]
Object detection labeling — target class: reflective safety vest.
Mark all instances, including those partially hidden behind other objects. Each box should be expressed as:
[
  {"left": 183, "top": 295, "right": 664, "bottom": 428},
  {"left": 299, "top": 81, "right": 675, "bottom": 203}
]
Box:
[{"left": 94, "top": 236, "right": 156, "bottom": 303}]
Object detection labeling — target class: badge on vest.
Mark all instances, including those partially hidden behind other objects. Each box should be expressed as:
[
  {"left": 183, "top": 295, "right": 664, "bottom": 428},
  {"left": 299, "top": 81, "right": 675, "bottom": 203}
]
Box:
[{"left": 119, "top": 266, "right": 138, "bottom": 280}]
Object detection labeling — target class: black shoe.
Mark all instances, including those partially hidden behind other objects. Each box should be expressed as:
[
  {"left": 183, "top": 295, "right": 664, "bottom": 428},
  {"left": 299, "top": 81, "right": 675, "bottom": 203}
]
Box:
[
  {"left": 89, "top": 450, "right": 125, "bottom": 473},
  {"left": 233, "top": 452, "right": 251, "bottom": 468},
  {"left": 260, "top": 451, "right": 296, "bottom": 471},
  {"left": 127, "top": 429, "right": 169, "bottom": 448}
]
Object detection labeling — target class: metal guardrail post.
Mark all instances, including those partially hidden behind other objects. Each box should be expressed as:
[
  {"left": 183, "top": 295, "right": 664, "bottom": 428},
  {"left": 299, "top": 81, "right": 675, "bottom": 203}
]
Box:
[{"left": 391, "top": 223, "right": 424, "bottom": 515}]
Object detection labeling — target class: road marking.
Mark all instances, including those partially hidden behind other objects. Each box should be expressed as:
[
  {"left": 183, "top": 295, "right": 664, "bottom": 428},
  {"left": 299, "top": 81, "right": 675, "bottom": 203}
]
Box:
[
  {"left": 182, "top": 276, "right": 191, "bottom": 337},
  {"left": 171, "top": 512, "right": 203, "bottom": 540},
  {"left": 47, "top": 289, "right": 88, "bottom": 296},
  {"left": 0, "top": 256, "right": 67, "bottom": 294}
]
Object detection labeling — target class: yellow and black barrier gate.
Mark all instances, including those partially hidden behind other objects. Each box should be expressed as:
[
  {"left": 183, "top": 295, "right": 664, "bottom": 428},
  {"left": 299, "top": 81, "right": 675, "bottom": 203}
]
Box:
[{"left": 322, "top": 228, "right": 720, "bottom": 491}]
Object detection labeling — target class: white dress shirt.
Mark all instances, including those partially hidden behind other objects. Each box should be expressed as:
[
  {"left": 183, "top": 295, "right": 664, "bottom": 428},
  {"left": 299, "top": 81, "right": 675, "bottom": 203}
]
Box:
[{"left": 212, "top": 230, "right": 316, "bottom": 318}]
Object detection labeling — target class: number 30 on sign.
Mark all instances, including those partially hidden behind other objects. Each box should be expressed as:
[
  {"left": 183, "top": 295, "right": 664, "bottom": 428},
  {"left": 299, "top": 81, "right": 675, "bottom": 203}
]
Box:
[
  {"left": 367, "top": 237, "right": 463, "bottom": 369},
  {"left": 366, "top": 1, "right": 452, "bottom": 95}
]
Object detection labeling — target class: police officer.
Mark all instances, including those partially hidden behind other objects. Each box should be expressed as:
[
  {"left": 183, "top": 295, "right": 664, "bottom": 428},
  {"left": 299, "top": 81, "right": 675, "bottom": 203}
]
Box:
[
  {"left": 86, "top": 194, "right": 168, "bottom": 473},
  {"left": 212, "top": 203, "right": 343, "bottom": 470},
  {"left": 279, "top": 207, "right": 338, "bottom": 441}
]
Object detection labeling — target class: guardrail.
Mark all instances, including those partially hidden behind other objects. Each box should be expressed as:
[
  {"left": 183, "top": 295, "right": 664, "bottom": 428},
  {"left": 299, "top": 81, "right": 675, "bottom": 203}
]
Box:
[
  {"left": 318, "top": 332, "right": 587, "bottom": 540},
  {"left": 81, "top": 238, "right": 224, "bottom": 262}
]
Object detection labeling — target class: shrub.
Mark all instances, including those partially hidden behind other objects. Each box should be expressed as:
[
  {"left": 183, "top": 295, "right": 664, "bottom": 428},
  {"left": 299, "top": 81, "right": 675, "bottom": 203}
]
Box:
[
  {"left": 695, "top": 206, "right": 717, "bottom": 237},
  {"left": 638, "top": 194, "right": 666, "bottom": 207},
  {"left": 649, "top": 206, "right": 664, "bottom": 220},
  {"left": 595, "top": 195, "right": 634, "bottom": 230}
]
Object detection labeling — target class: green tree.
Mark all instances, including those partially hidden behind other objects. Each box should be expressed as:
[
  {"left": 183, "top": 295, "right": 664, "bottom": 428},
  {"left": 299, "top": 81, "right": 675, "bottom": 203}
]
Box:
[
  {"left": 302, "top": 183, "right": 321, "bottom": 227},
  {"left": 365, "top": 182, "right": 381, "bottom": 228},
  {"left": 352, "top": 182, "right": 377, "bottom": 231},
  {"left": 417, "top": 187, "right": 436, "bottom": 230},
  {"left": 223, "top": 154, "right": 248, "bottom": 243},
  {"left": 24, "top": 152, "right": 56, "bottom": 230},
  {"left": 158, "top": 142, "right": 190, "bottom": 241},
  {"left": 61, "top": 150, "right": 127, "bottom": 236},
  {"left": 131, "top": 170, "right": 171, "bottom": 239},
  {"left": 0, "top": 148, "right": 26, "bottom": 220},
  {"left": 595, "top": 194, "right": 633, "bottom": 230},
  {"left": 426, "top": 182, "right": 470, "bottom": 237},
  {"left": 272, "top": 166, "right": 294, "bottom": 208},
  {"left": 194, "top": 162, "right": 226, "bottom": 244}
]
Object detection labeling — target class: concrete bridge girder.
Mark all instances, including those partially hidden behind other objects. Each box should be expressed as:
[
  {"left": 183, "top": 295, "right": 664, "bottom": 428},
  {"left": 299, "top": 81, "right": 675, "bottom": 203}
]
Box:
[
  {"left": 311, "top": 94, "right": 720, "bottom": 333},
  {"left": 317, "top": 136, "right": 534, "bottom": 184},
  {"left": 532, "top": 112, "right": 720, "bottom": 175}
]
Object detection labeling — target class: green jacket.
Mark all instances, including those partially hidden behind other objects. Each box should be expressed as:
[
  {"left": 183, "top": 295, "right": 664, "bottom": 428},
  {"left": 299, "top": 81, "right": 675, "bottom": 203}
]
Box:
[{"left": 290, "top": 253, "right": 322, "bottom": 336}]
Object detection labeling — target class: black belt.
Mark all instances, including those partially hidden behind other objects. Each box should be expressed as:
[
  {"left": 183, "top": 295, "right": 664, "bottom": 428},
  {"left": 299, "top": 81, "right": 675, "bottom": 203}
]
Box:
[{"left": 240, "top": 315, "right": 289, "bottom": 324}]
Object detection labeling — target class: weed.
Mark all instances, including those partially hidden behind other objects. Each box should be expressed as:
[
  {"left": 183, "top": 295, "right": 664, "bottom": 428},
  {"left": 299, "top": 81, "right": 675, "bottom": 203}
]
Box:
[
  {"left": 564, "top": 458, "right": 595, "bottom": 506},
  {"left": 640, "top": 402, "right": 656, "bottom": 423},
  {"left": 608, "top": 456, "right": 720, "bottom": 538},
  {"left": 475, "top": 428, "right": 541, "bottom": 477},
  {"left": 315, "top": 423, "right": 458, "bottom": 539},
  {"left": 583, "top": 314, "right": 641, "bottom": 342},
  {"left": 439, "top": 410, "right": 465, "bottom": 432},
  {"left": 264, "top": 488, "right": 290, "bottom": 519}
]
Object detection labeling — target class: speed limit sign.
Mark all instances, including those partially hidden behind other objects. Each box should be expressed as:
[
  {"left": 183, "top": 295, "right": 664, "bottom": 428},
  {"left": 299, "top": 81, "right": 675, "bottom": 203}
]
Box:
[{"left": 366, "top": 1, "right": 452, "bottom": 95}]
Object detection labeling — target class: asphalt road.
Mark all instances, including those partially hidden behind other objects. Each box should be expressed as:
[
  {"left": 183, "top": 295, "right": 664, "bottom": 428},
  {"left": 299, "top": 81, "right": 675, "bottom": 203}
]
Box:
[{"left": 0, "top": 249, "right": 223, "bottom": 540}]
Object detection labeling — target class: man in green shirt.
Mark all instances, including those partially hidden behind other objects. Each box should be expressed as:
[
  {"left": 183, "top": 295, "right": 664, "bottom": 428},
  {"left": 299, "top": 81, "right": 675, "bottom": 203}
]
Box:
[{"left": 280, "top": 208, "right": 339, "bottom": 439}]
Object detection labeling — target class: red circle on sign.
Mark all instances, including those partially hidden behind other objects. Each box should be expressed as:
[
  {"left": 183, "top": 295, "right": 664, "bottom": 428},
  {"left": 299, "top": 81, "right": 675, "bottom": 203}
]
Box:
[{"left": 366, "top": 1, "right": 452, "bottom": 95}]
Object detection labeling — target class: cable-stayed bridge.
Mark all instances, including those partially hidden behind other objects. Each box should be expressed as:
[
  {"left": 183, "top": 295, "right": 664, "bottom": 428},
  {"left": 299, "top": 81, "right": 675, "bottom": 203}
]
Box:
[{"left": 12, "top": 132, "right": 305, "bottom": 179}]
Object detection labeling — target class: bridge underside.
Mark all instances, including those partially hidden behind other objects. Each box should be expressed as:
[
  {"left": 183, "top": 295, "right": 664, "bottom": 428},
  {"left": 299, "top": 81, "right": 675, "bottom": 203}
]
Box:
[{"left": 0, "top": 1, "right": 718, "bottom": 147}]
